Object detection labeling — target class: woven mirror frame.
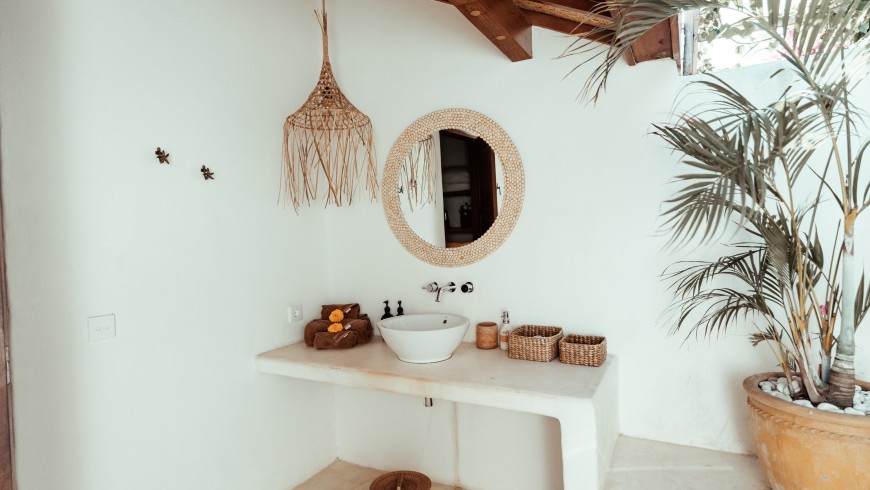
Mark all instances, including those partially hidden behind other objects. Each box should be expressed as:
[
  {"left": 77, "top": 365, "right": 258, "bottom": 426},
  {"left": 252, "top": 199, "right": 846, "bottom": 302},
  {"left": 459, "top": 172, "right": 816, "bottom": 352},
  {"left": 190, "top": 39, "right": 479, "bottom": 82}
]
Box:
[{"left": 383, "top": 109, "right": 525, "bottom": 267}]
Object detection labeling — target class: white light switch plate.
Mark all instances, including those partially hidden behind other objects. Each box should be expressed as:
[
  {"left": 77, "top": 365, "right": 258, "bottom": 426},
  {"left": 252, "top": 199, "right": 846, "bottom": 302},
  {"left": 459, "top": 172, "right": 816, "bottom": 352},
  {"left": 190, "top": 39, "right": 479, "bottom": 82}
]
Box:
[
  {"left": 88, "top": 314, "right": 116, "bottom": 342},
  {"left": 288, "top": 303, "right": 303, "bottom": 324}
]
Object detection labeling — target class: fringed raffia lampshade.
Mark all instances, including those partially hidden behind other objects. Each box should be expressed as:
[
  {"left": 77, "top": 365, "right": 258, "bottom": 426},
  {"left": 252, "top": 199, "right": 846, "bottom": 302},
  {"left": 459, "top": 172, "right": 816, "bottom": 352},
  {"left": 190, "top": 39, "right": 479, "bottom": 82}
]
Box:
[
  {"left": 282, "top": 1, "right": 377, "bottom": 212},
  {"left": 399, "top": 135, "right": 437, "bottom": 212}
]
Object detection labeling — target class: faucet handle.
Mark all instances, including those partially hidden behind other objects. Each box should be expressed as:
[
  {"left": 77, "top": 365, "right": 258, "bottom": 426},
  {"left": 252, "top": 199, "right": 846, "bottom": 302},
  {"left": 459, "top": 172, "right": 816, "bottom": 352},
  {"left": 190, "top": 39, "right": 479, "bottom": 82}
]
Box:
[
  {"left": 422, "top": 282, "right": 439, "bottom": 293},
  {"left": 461, "top": 282, "right": 474, "bottom": 293}
]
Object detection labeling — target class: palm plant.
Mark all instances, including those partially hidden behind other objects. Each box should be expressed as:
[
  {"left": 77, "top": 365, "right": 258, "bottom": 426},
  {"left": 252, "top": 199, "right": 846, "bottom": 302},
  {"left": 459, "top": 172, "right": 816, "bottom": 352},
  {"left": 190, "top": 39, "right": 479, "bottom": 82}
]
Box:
[{"left": 568, "top": 0, "right": 870, "bottom": 407}]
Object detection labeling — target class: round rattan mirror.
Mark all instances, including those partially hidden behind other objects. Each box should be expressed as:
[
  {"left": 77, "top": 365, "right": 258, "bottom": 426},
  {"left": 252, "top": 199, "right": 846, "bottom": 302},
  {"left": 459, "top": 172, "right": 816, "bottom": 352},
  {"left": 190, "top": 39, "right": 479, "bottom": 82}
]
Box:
[{"left": 383, "top": 109, "right": 524, "bottom": 267}]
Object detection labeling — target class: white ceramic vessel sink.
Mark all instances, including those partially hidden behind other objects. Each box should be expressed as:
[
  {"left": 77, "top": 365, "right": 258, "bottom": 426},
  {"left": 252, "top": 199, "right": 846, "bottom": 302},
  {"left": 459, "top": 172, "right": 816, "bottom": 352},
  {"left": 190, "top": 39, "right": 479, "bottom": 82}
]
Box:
[{"left": 378, "top": 314, "right": 470, "bottom": 363}]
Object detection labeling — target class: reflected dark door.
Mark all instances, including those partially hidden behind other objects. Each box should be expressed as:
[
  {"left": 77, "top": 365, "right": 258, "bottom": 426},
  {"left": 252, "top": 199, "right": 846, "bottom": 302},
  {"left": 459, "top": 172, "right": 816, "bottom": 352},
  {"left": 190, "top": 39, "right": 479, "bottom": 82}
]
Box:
[
  {"left": 468, "top": 137, "right": 497, "bottom": 239},
  {"left": 439, "top": 130, "right": 498, "bottom": 246}
]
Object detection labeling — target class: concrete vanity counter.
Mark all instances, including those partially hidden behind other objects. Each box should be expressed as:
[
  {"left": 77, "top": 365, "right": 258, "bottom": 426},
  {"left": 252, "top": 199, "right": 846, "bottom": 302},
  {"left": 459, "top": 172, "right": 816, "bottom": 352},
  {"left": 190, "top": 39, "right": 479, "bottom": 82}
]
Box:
[{"left": 257, "top": 339, "right": 618, "bottom": 489}]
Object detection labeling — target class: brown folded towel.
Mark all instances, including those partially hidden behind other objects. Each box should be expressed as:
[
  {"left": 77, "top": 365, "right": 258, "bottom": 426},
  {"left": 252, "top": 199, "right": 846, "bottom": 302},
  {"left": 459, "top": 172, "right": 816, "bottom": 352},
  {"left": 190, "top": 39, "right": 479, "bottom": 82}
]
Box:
[
  {"left": 347, "top": 315, "right": 373, "bottom": 344},
  {"left": 304, "top": 314, "right": 373, "bottom": 347},
  {"left": 313, "top": 330, "right": 358, "bottom": 349},
  {"left": 320, "top": 303, "right": 361, "bottom": 321},
  {"left": 304, "top": 319, "right": 331, "bottom": 347}
]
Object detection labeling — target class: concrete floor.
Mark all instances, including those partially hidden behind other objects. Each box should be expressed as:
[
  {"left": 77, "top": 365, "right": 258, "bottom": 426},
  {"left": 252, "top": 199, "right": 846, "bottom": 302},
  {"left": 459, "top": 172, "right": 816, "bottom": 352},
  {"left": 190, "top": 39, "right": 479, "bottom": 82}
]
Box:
[
  {"left": 295, "top": 436, "right": 769, "bottom": 489},
  {"left": 605, "top": 436, "right": 769, "bottom": 490}
]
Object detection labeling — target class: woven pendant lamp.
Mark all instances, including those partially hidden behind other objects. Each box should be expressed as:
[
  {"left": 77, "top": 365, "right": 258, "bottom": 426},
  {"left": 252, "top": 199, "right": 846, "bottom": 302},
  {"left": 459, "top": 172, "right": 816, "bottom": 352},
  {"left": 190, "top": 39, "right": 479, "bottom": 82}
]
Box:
[
  {"left": 282, "top": 0, "right": 377, "bottom": 212},
  {"left": 399, "top": 135, "right": 437, "bottom": 212}
]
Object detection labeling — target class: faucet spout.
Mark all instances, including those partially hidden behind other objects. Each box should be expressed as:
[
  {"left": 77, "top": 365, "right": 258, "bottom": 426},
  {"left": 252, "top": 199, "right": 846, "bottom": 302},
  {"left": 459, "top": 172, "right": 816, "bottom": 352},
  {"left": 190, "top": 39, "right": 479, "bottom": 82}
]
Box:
[{"left": 435, "top": 282, "right": 456, "bottom": 302}]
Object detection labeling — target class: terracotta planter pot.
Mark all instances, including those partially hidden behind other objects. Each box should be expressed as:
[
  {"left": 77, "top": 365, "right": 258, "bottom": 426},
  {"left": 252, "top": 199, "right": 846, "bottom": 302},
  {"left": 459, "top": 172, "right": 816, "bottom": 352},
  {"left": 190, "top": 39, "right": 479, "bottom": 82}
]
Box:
[{"left": 744, "top": 372, "right": 870, "bottom": 489}]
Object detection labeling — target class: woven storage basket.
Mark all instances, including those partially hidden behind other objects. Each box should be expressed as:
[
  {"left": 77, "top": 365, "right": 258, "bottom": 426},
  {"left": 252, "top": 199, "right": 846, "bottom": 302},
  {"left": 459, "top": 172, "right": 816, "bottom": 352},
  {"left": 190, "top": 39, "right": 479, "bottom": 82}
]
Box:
[
  {"left": 370, "top": 470, "right": 431, "bottom": 490},
  {"left": 559, "top": 335, "right": 607, "bottom": 367},
  {"left": 508, "top": 325, "right": 563, "bottom": 362}
]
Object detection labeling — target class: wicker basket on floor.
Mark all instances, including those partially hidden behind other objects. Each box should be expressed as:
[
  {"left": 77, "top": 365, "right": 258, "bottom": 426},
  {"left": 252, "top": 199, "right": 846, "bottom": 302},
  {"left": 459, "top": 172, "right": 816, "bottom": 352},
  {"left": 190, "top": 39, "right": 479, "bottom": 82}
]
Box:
[
  {"left": 508, "top": 325, "right": 563, "bottom": 362},
  {"left": 559, "top": 335, "right": 607, "bottom": 367},
  {"left": 370, "top": 470, "right": 431, "bottom": 490}
]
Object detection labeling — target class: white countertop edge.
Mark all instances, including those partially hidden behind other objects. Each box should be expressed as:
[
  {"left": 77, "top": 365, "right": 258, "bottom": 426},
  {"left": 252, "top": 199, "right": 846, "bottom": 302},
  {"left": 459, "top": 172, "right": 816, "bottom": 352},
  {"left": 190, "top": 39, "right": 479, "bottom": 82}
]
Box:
[{"left": 256, "top": 341, "right": 616, "bottom": 418}]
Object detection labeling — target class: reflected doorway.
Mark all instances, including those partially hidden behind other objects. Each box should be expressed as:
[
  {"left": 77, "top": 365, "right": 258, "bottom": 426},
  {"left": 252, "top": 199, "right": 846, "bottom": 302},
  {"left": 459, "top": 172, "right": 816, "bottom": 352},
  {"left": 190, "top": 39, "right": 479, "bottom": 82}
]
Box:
[{"left": 439, "top": 129, "right": 498, "bottom": 248}]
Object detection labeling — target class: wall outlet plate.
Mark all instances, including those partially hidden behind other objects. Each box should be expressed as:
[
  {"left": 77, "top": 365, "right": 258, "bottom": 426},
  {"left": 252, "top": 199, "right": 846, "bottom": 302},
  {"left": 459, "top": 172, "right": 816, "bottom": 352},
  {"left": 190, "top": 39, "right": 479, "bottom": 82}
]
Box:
[
  {"left": 88, "top": 314, "right": 116, "bottom": 342},
  {"left": 288, "top": 303, "right": 303, "bottom": 324}
]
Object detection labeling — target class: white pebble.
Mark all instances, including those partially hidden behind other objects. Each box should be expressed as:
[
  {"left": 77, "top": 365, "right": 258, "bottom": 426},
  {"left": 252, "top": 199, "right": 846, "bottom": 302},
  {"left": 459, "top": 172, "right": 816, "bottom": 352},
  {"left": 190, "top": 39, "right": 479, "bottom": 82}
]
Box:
[
  {"left": 854, "top": 393, "right": 866, "bottom": 405},
  {"left": 759, "top": 381, "right": 775, "bottom": 392},
  {"left": 777, "top": 382, "right": 790, "bottom": 394},
  {"left": 791, "top": 379, "right": 802, "bottom": 391},
  {"left": 856, "top": 385, "right": 863, "bottom": 393},
  {"left": 777, "top": 377, "right": 788, "bottom": 384},
  {"left": 854, "top": 403, "right": 870, "bottom": 412},
  {"left": 845, "top": 407, "right": 866, "bottom": 416},
  {"left": 770, "top": 391, "right": 793, "bottom": 402},
  {"left": 817, "top": 403, "right": 844, "bottom": 413},
  {"left": 768, "top": 377, "right": 779, "bottom": 383},
  {"left": 792, "top": 399, "right": 814, "bottom": 408}
]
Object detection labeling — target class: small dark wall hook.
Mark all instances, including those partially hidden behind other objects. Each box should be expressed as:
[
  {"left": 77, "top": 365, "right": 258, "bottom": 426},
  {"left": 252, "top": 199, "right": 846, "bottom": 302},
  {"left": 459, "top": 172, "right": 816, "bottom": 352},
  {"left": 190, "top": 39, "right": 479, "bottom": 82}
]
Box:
[
  {"left": 155, "top": 147, "right": 170, "bottom": 164},
  {"left": 200, "top": 165, "right": 214, "bottom": 180}
]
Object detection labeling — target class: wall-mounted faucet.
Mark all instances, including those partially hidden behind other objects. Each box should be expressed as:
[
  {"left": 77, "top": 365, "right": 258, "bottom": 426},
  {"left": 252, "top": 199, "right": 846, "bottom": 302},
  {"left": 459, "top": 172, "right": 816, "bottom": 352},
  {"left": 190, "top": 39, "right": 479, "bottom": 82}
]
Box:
[
  {"left": 422, "top": 282, "right": 457, "bottom": 302},
  {"left": 436, "top": 282, "right": 456, "bottom": 302}
]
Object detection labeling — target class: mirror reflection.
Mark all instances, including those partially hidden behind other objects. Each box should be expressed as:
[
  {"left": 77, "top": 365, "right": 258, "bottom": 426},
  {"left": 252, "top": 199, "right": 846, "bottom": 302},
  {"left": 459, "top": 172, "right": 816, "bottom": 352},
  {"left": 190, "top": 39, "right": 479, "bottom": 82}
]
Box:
[{"left": 399, "top": 129, "right": 504, "bottom": 248}]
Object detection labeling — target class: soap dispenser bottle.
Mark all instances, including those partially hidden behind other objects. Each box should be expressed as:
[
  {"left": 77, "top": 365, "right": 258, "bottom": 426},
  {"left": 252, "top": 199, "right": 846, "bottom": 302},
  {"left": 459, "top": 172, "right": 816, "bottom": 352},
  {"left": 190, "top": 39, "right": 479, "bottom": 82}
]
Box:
[
  {"left": 397, "top": 301, "right": 404, "bottom": 316},
  {"left": 499, "top": 311, "right": 511, "bottom": 350},
  {"left": 381, "top": 300, "right": 394, "bottom": 320}
]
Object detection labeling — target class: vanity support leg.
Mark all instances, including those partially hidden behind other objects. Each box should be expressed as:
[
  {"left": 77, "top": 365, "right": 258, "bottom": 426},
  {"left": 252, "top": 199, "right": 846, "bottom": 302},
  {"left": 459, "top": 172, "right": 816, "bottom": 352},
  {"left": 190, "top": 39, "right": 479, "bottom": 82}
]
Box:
[{"left": 557, "top": 405, "right": 598, "bottom": 489}]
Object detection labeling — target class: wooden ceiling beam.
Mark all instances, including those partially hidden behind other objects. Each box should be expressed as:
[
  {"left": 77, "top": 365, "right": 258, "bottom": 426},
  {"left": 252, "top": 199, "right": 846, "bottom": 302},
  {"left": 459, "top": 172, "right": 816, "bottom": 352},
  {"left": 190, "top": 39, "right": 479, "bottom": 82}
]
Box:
[
  {"left": 627, "top": 18, "right": 675, "bottom": 63},
  {"left": 669, "top": 15, "right": 681, "bottom": 70},
  {"left": 514, "top": 0, "right": 614, "bottom": 29},
  {"left": 531, "top": 0, "right": 599, "bottom": 11},
  {"left": 433, "top": 0, "right": 676, "bottom": 64},
  {"left": 521, "top": 10, "right": 612, "bottom": 43},
  {"left": 448, "top": 0, "right": 534, "bottom": 62},
  {"left": 436, "top": 0, "right": 615, "bottom": 32}
]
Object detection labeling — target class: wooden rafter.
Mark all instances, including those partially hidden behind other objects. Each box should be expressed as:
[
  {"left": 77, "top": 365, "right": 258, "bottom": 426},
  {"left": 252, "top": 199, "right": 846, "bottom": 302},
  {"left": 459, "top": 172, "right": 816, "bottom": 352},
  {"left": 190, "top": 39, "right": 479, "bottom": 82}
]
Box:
[
  {"left": 627, "top": 18, "right": 674, "bottom": 63},
  {"left": 434, "top": 0, "right": 676, "bottom": 65},
  {"left": 604, "top": 4, "right": 674, "bottom": 65},
  {"left": 669, "top": 15, "right": 681, "bottom": 70},
  {"left": 448, "top": 0, "right": 534, "bottom": 61},
  {"left": 521, "top": 10, "right": 612, "bottom": 42},
  {"left": 514, "top": 0, "right": 614, "bottom": 29}
]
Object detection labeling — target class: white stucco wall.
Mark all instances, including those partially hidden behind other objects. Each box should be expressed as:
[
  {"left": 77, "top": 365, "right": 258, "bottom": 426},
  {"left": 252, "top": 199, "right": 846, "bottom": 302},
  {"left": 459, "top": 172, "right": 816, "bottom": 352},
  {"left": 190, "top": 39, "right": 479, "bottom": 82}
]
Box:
[
  {"left": 319, "top": 1, "right": 870, "bottom": 484},
  {"left": 2, "top": 0, "right": 869, "bottom": 488},
  {"left": 0, "top": 0, "right": 336, "bottom": 488}
]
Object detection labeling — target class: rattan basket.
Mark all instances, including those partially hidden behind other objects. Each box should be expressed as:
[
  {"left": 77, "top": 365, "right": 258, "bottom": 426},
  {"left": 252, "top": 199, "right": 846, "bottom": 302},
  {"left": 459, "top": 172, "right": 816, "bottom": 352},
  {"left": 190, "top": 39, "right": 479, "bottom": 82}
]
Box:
[
  {"left": 508, "top": 325, "right": 563, "bottom": 362},
  {"left": 559, "top": 335, "right": 607, "bottom": 367},
  {"left": 370, "top": 470, "right": 431, "bottom": 490}
]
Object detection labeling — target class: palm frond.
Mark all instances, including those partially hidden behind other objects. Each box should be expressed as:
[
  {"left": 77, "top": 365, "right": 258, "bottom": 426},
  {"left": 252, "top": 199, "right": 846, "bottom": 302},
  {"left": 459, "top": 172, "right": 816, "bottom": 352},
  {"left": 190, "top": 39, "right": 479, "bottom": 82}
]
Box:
[
  {"left": 664, "top": 243, "right": 791, "bottom": 339},
  {"left": 651, "top": 72, "right": 842, "bottom": 245},
  {"left": 569, "top": 0, "right": 870, "bottom": 106},
  {"left": 563, "top": 0, "right": 720, "bottom": 102},
  {"left": 574, "top": 0, "right": 868, "bottom": 404}
]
